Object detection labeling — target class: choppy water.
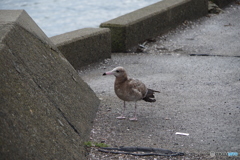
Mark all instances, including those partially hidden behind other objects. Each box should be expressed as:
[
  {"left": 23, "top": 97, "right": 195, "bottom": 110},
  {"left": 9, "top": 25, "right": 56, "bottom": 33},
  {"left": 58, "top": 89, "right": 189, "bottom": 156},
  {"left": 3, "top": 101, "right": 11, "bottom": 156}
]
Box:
[{"left": 1, "top": 0, "right": 161, "bottom": 37}]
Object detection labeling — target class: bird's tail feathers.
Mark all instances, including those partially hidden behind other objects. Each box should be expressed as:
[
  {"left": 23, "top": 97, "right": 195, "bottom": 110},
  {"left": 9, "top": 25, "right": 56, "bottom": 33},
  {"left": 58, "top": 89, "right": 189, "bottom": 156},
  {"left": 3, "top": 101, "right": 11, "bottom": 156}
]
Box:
[{"left": 143, "top": 89, "right": 160, "bottom": 102}]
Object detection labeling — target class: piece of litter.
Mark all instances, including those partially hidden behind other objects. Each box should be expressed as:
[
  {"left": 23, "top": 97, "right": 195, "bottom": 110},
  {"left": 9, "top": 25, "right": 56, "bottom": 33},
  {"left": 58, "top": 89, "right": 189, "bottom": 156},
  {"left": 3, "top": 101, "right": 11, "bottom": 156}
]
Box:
[{"left": 175, "top": 132, "right": 189, "bottom": 136}]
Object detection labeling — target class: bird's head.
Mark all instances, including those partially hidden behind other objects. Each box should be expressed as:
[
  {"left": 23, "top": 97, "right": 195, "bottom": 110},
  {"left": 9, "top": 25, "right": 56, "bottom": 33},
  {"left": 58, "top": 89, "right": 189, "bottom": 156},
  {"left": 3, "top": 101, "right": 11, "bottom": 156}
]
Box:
[{"left": 103, "top": 66, "right": 127, "bottom": 78}]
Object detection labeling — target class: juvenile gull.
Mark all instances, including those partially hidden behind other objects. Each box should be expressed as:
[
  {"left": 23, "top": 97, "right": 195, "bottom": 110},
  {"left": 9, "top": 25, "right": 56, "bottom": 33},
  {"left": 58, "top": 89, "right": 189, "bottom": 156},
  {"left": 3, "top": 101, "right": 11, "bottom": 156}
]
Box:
[{"left": 103, "top": 66, "right": 159, "bottom": 121}]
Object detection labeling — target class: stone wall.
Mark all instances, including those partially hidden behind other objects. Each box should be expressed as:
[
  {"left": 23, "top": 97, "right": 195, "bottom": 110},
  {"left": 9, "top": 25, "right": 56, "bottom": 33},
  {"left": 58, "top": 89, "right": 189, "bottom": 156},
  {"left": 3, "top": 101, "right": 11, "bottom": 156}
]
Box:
[
  {"left": 51, "top": 28, "right": 111, "bottom": 70},
  {"left": 49, "top": 0, "right": 234, "bottom": 65},
  {"left": 211, "top": 0, "right": 235, "bottom": 7},
  {"left": 51, "top": 0, "right": 210, "bottom": 66},
  {"left": 100, "top": 0, "right": 208, "bottom": 52}
]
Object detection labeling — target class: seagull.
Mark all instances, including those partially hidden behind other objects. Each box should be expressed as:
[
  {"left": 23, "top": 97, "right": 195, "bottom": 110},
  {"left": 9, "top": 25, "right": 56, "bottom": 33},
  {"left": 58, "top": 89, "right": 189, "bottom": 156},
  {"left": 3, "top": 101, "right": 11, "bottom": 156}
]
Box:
[{"left": 103, "top": 66, "right": 160, "bottom": 121}]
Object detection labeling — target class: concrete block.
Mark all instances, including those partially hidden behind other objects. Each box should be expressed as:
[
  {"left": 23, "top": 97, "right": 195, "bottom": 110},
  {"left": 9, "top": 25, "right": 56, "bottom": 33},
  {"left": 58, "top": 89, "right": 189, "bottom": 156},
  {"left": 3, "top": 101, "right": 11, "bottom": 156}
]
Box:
[
  {"left": 100, "top": 0, "right": 208, "bottom": 52},
  {"left": 51, "top": 28, "right": 111, "bottom": 70},
  {"left": 0, "top": 10, "right": 57, "bottom": 50},
  {"left": 0, "top": 10, "right": 99, "bottom": 160},
  {"left": 211, "top": 0, "right": 235, "bottom": 7}
]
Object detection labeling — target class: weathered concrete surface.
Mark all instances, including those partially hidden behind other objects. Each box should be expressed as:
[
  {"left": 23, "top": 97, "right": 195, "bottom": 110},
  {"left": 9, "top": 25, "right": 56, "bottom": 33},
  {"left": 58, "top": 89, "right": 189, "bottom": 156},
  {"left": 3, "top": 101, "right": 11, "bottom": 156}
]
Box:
[
  {"left": 0, "top": 10, "right": 57, "bottom": 51},
  {"left": 144, "top": 2, "right": 240, "bottom": 57},
  {"left": 51, "top": 28, "right": 111, "bottom": 70},
  {"left": 211, "top": 0, "right": 236, "bottom": 7},
  {"left": 0, "top": 10, "right": 99, "bottom": 160},
  {"left": 100, "top": 0, "right": 208, "bottom": 52},
  {"left": 79, "top": 4, "right": 240, "bottom": 159}
]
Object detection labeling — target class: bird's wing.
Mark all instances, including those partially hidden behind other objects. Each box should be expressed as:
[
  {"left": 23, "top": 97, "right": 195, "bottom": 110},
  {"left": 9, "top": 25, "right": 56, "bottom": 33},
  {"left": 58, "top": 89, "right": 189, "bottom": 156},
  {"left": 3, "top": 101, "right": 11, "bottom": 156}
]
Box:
[{"left": 128, "top": 78, "right": 147, "bottom": 98}]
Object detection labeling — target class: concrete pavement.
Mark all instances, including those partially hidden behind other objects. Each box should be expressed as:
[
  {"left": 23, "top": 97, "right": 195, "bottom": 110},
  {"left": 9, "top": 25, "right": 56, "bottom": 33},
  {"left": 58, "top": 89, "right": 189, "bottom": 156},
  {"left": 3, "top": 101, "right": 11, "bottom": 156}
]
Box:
[{"left": 79, "top": 3, "right": 240, "bottom": 159}]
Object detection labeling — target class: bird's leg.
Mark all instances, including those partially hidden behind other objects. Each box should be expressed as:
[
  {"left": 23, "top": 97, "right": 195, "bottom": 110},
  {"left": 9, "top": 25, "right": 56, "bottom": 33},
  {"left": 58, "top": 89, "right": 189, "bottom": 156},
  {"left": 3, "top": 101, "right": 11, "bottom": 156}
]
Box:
[
  {"left": 117, "top": 101, "right": 126, "bottom": 119},
  {"left": 129, "top": 101, "right": 138, "bottom": 121}
]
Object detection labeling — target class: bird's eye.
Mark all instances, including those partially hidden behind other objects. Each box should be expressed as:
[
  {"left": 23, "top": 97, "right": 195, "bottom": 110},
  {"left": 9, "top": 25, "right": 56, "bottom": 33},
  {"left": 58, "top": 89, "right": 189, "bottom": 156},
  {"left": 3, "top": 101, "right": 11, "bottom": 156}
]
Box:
[{"left": 116, "top": 70, "right": 119, "bottom": 73}]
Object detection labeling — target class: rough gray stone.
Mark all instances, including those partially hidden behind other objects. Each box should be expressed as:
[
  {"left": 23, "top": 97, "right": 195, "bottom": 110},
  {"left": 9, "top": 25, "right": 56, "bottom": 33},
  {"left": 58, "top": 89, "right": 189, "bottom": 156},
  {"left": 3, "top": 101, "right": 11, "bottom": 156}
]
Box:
[
  {"left": 210, "top": 0, "right": 235, "bottom": 8},
  {"left": 0, "top": 10, "right": 57, "bottom": 51},
  {"left": 0, "top": 10, "right": 99, "bottom": 160},
  {"left": 100, "top": 0, "right": 208, "bottom": 52},
  {"left": 51, "top": 28, "right": 111, "bottom": 70}
]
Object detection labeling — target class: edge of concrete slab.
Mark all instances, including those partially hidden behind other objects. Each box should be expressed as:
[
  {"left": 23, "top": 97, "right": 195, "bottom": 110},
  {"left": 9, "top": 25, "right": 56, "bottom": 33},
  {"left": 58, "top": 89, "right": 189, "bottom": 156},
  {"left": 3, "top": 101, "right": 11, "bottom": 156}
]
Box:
[
  {"left": 0, "top": 10, "right": 58, "bottom": 51},
  {"left": 100, "top": 0, "right": 208, "bottom": 52},
  {"left": 50, "top": 28, "right": 111, "bottom": 70},
  {"left": 211, "top": 0, "right": 235, "bottom": 7}
]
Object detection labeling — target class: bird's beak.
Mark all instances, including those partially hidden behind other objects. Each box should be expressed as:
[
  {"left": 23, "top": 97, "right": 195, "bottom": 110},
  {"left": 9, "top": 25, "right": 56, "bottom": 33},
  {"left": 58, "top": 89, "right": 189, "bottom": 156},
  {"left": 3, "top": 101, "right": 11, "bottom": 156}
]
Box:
[{"left": 103, "top": 71, "right": 113, "bottom": 76}]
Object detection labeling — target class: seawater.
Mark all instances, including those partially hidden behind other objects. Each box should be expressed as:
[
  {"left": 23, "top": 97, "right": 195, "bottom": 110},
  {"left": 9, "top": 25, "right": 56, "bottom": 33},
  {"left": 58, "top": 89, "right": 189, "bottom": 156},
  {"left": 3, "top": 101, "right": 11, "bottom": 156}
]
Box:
[{"left": 1, "top": 0, "right": 162, "bottom": 37}]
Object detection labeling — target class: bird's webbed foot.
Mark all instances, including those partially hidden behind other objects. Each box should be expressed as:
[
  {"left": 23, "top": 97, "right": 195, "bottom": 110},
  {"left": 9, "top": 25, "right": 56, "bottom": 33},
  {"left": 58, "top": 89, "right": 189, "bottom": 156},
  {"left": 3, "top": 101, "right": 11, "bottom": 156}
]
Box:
[
  {"left": 116, "top": 116, "right": 126, "bottom": 120},
  {"left": 129, "top": 117, "right": 138, "bottom": 121}
]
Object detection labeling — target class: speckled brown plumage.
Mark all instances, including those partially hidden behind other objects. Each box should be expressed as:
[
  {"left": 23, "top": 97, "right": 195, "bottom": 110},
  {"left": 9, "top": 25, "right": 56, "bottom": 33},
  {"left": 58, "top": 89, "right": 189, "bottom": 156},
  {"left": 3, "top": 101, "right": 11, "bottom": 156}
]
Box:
[{"left": 103, "top": 66, "right": 159, "bottom": 121}]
